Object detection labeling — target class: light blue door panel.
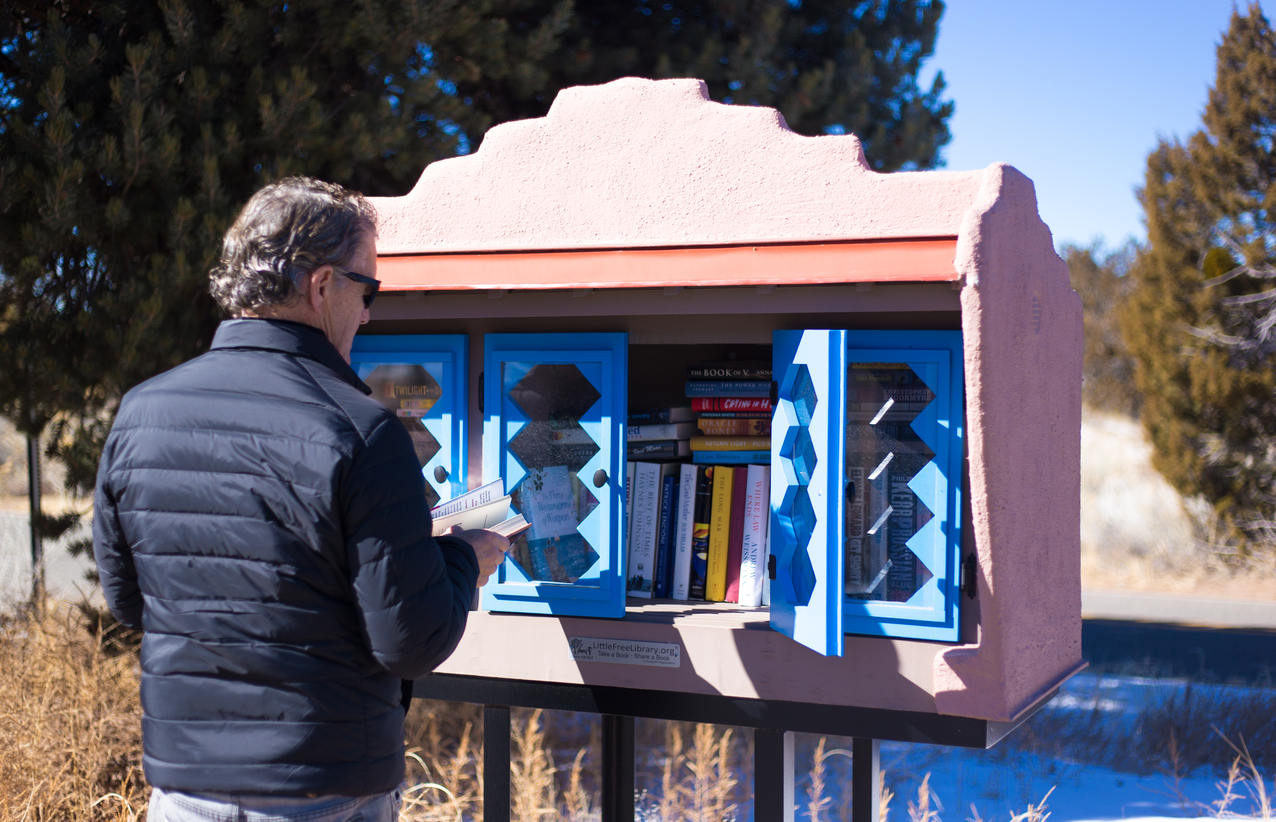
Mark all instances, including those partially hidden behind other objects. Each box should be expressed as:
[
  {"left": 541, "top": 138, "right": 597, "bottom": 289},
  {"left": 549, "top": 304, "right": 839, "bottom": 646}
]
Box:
[
  {"left": 770, "top": 330, "right": 845, "bottom": 657},
  {"left": 350, "top": 335, "right": 468, "bottom": 506},
  {"left": 481, "top": 333, "right": 627, "bottom": 618}
]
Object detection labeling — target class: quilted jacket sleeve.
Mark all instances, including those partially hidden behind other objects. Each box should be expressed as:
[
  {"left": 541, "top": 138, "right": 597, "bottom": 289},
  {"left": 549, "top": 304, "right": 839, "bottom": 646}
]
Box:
[
  {"left": 93, "top": 435, "right": 144, "bottom": 630},
  {"left": 343, "top": 416, "right": 480, "bottom": 680}
]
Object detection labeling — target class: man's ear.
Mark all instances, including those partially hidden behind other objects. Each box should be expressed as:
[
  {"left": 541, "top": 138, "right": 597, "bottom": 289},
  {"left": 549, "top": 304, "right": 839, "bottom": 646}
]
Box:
[{"left": 306, "top": 266, "right": 334, "bottom": 313}]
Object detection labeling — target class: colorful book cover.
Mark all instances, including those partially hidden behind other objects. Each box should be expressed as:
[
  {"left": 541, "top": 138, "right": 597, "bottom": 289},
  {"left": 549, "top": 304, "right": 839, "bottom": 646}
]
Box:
[
  {"left": 516, "top": 466, "right": 595, "bottom": 584},
  {"left": 723, "top": 465, "right": 748, "bottom": 603},
  {"left": 671, "top": 463, "right": 698, "bottom": 600},
  {"left": 697, "top": 410, "right": 774, "bottom": 419},
  {"left": 627, "top": 422, "right": 696, "bottom": 441},
  {"left": 697, "top": 417, "right": 772, "bottom": 436},
  {"left": 688, "top": 466, "right": 713, "bottom": 600},
  {"left": 653, "top": 470, "right": 678, "bottom": 598},
  {"left": 690, "top": 435, "right": 771, "bottom": 452},
  {"left": 628, "top": 406, "right": 695, "bottom": 424},
  {"left": 685, "top": 380, "right": 773, "bottom": 397},
  {"left": 691, "top": 397, "right": 774, "bottom": 414},
  {"left": 626, "top": 462, "right": 660, "bottom": 597},
  {"left": 693, "top": 450, "right": 771, "bottom": 465},
  {"left": 738, "top": 464, "right": 770, "bottom": 607},
  {"left": 687, "top": 361, "right": 772, "bottom": 380},
  {"left": 705, "top": 464, "right": 735, "bottom": 602}
]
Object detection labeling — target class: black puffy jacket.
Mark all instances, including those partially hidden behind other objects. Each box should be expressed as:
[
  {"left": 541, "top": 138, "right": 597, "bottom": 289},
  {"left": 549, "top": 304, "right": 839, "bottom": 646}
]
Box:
[{"left": 93, "top": 318, "right": 478, "bottom": 796}]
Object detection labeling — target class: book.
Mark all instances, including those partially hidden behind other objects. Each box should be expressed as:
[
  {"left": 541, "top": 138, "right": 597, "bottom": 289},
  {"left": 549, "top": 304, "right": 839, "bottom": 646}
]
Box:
[
  {"left": 697, "top": 417, "right": 772, "bottom": 436},
  {"left": 760, "top": 500, "right": 772, "bottom": 607},
  {"left": 431, "top": 479, "right": 505, "bottom": 519},
  {"left": 489, "top": 513, "right": 532, "bottom": 540},
  {"left": 690, "top": 436, "right": 771, "bottom": 451},
  {"left": 687, "top": 361, "right": 772, "bottom": 380},
  {"left": 723, "top": 465, "right": 748, "bottom": 603},
  {"left": 705, "top": 464, "right": 734, "bottom": 601},
  {"left": 691, "top": 397, "right": 774, "bottom": 414},
  {"left": 628, "top": 406, "right": 695, "bottom": 424},
  {"left": 671, "top": 463, "right": 698, "bottom": 601},
  {"left": 627, "top": 439, "right": 691, "bottom": 460},
  {"left": 628, "top": 422, "right": 696, "bottom": 441},
  {"left": 685, "top": 380, "right": 773, "bottom": 398},
  {"left": 625, "top": 461, "right": 636, "bottom": 578},
  {"left": 693, "top": 450, "right": 770, "bottom": 465},
  {"left": 626, "top": 462, "right": 660, "bottom": 598},
  {"left": 513, "top": 466, "right": 597, "bottom": 583},
  {"left": 653, "top": 467, "right": 678, "bottom": 598},
  {"left": 737, "top": 464, "right": 770, "bottom": 607},
  {"left": 688, "top": 466, "right": 713, "bottom": 600},
  {"left": 432, "top": 478, "right": 523, "bottom": 537}
]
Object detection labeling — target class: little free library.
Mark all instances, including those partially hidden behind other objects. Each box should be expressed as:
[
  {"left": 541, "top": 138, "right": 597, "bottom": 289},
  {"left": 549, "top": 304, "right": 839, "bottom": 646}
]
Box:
[{"left": 353, "top": 77, "right": 1083, "bottom": 822}]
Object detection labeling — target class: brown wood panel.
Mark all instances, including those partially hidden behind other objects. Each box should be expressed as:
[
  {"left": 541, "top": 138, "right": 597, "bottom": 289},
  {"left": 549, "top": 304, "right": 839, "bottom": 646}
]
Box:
[{"left": 377, "top": 238, "right": 959, "bottom": 292}]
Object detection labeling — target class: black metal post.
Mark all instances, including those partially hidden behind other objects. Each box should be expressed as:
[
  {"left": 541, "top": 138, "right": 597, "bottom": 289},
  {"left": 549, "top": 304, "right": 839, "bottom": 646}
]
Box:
[
  {"left": 27, "top": 433, "right": 43, "bottom": 606},
  {"left": 484, "top": 705, "right": 511, "bottom": 822},
  {"left": 754, "top": 728, "right": 794, "bottom": 822},
  {"left": 852, "top": 738, "right": 880, "bottom": 822},
  {"left": 600, "top": 714, "right": 635, "bottom": 822}
]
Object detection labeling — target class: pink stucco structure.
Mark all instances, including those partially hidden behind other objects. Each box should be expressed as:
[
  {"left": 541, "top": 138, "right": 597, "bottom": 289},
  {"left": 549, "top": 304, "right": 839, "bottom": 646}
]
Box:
[{"left": 368, "top": 77, "right": 1084, "bottom": 723}]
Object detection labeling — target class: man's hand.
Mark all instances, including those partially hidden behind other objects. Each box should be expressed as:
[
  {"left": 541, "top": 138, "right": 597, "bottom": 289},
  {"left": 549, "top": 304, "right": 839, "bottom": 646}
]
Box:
[{"left": 448, "top": 526, "right": 510, "bottom": 586}]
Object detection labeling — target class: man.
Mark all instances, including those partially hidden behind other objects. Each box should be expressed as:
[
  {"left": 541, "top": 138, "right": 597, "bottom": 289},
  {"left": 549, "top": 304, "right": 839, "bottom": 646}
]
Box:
[{"left": 93, "top": 177, "right": 508, "bottom": 821}]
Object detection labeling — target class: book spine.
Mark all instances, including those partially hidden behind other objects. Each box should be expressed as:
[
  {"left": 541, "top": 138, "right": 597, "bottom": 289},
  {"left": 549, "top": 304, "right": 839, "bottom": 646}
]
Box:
[
  {"left": 625, "top": 461, "right": 636, "bottom": 582},
  {"left": 693, "top": 450, "right": 770, "bottom": 465},
  {"left": 628, "top": 406, "right": 693, "bottom": 424},
  {"left": 687, "top": 363, "right": 772, "bottom": 380},
  {"left": 626, "top": 440, "right": 687, "bottom": 459},
  {"left": 705, "top": 465, "right": 734, "bottom": 601},
  {"left": 692, "top": 397, "right": 775, "bottom": 413},
  {"left": 627, "top": 422, "right": 695, "bottom": 441},
  {"left": 654, "top": 474, "right": 677, "bottom": 598},
  {"left": 738, "top": 464, "right": 768, "bottom": 607},
  {"left": 691, "top": 435, "right": 771, "bottom": 451},
  {"left": 671, "top": 463, "right": 698, "bottom": 600},
  {"left": 697, "top": 417, "right": 772, "bottom": 436},
  {"left": 430, "top": 479, "right": 505, "bottom": 518},
  {"left": 760, "top": 490, "right": 772, "bottom": 607},
  {"left": 626, "top": 462, "right": 660, "bottom": 598},
  {"left": 688, "top": 466, "right": 713, "bottom": 600},
  {"left": 723, "top": 465, "right": 748, "bottom": 603},
  {"left": 686, "top": 380, "right": 773, "bottom": 397}
]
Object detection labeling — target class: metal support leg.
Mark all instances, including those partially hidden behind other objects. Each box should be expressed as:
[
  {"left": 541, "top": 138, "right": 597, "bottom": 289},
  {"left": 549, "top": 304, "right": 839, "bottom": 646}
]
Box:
[
  {"left": 852, "top": 738, "right": 880, "bottom": 822},
  {"left": 484, "top": 705, "right": 511, "bottom": 822},
  {"left": 754, "top": 729, "right": 794, "bottom": 822},
  {"left": 601, "top": 714, "right": 635, "bottom": 822}
]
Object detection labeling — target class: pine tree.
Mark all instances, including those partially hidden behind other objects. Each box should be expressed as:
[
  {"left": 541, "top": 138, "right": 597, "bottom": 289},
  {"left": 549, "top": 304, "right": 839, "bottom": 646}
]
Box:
[
  {"left": 1121, "top": 3, "right": 1276, "bottom": 537},
  {"left": 430, "top": 0, "right": 953, "bottom": 171}
]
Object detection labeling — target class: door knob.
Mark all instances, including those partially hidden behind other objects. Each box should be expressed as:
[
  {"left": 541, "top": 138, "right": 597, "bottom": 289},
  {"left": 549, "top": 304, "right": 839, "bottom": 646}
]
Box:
[
  {"left": 593, "top": 469, "right": 608, "bottom": 488},
  {"left": 434, "top": 466, "right": 449, "bottom": 484}
]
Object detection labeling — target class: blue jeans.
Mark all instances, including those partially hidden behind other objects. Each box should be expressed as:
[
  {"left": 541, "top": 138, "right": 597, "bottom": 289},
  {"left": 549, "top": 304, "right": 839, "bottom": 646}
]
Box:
[{"left": 148, "top": 787, "right": 401, "bottom": 822}]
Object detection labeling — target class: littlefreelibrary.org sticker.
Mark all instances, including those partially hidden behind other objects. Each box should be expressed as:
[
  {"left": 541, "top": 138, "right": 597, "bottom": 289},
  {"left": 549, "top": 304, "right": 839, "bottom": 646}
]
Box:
[{"left": 569, "top": 637, "right": 681, "bottom": 668}]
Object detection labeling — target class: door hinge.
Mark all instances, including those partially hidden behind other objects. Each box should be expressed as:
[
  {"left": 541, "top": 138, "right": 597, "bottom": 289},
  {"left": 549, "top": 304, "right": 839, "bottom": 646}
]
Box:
[
  {"left": 959, "top": 554, "right": 977, "bottom": 599},
  {"left": 767, "top": 554, "right": 777, "bottom": 581}
]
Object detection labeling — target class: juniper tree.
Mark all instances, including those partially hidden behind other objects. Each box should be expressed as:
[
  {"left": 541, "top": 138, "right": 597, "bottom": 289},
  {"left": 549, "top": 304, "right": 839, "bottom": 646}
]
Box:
[
  {"left": 1063, "top": 242, "right": 1140, "bottom": 417},
  {"left": 1121, "top": 3, "right": 1276, "bottom": 538}
]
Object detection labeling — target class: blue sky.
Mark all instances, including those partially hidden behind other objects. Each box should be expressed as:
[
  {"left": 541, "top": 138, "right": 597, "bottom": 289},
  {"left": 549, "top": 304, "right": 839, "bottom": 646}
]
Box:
[{"left": 923, "top": 1, "right": 1274, "bottom": 252}]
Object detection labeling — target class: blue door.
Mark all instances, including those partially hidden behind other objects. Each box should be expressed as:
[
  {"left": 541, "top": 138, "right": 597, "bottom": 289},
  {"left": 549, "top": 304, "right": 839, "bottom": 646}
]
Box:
[
  {"left": 481, "top": 333, "right": 628, "bottom": 618},
  {"left": 350, "top": 335, "right": 468, "bottom": 509},
  {"left": 771, "top": 330, "right": 964, "bottom": 653}
]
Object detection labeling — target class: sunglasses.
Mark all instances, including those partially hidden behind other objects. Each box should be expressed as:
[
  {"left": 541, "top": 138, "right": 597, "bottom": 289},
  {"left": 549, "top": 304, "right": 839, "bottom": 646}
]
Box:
[{"left": 335, "top": 268, "right": 380, "bottom": 309}]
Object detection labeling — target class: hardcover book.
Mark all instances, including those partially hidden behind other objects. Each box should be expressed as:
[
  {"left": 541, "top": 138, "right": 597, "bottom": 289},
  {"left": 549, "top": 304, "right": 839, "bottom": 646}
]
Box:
[
  {"left": 705, "top": 464, "right": 735, "bottom": 602},
  {"left": 723, "top": 465, "right": 748, "bottom": 603},
  {"left": 687, "top": 361, "right": 772, "bottom": 380},
  {"left": 693, "top": 450, "right": 771, "bottom": 465},
  {"left": 690, "top": 436, "right": 772, "bottom": 451},
  {"left": 626, "top": 462, "right": 661, "bottom": 598},
  {"left": 628, "top": 422, "right": 696, "bottom": 441},
  {"left": 627, "top": 439, "right": 692, "bottom": 460},
  {"left": 696, "top": 417, "right": 772, "bottom": 436},
  {"left": 688, "top": 466, "right": 713, "bottom": 600},
  {"left": 737, "top": 464, "right": 770, "bottom": 607},
  {"left": 653, "top": 466, "right": 679, "bottom": 598},
  {"left": 628, "top": 406, "right": 695, "bottom": 424},
  {"left": 691, "top": 397, "right": 774, "bottom": 414},
  {"left": 671, "top": 463, "right": 698, "bottom": 600},
  {"left": 685, "top": 380, "right": 773, "bottom": 398}
]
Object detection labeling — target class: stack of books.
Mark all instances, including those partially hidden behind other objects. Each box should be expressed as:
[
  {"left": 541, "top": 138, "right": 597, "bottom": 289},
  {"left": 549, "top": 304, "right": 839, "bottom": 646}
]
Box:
[
  {"left": 624, "top": 461, "right": 772, "bottom": 607},
  {"left": 686, "top": 361, "right": 773, "bottom": 464},
  {"left": 625, "top": 405, "right": 695, "bottom": 461}
]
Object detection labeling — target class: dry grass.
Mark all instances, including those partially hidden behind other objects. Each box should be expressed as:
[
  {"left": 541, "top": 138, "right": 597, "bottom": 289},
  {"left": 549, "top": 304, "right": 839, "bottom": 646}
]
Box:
[{"left": 0, "top": 603, "right": 145, "bottom": 822}]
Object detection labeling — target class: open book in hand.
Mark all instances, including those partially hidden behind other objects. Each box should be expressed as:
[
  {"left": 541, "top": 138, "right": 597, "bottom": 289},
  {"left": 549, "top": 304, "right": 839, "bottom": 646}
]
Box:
[{"left": 430, "top": 479, "right": 531, "bottom": 540}]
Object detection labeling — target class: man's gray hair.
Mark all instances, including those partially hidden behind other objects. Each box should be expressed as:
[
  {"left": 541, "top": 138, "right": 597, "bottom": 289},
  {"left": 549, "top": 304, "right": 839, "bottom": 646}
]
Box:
[{"left": 210, "top": 177, "right": 377, "bottom": 317}]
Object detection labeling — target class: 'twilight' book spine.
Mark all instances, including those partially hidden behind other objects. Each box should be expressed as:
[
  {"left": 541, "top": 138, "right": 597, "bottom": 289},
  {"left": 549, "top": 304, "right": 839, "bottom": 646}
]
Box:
[
  {"left": 685, "top": 380, "right": 773, "bottom": 397},
  {"left": 705, "top": 464, "right": 735, "bottom": 601},
  {"left": 688, "top": 466, "right": 713, "bottom": 600}
]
